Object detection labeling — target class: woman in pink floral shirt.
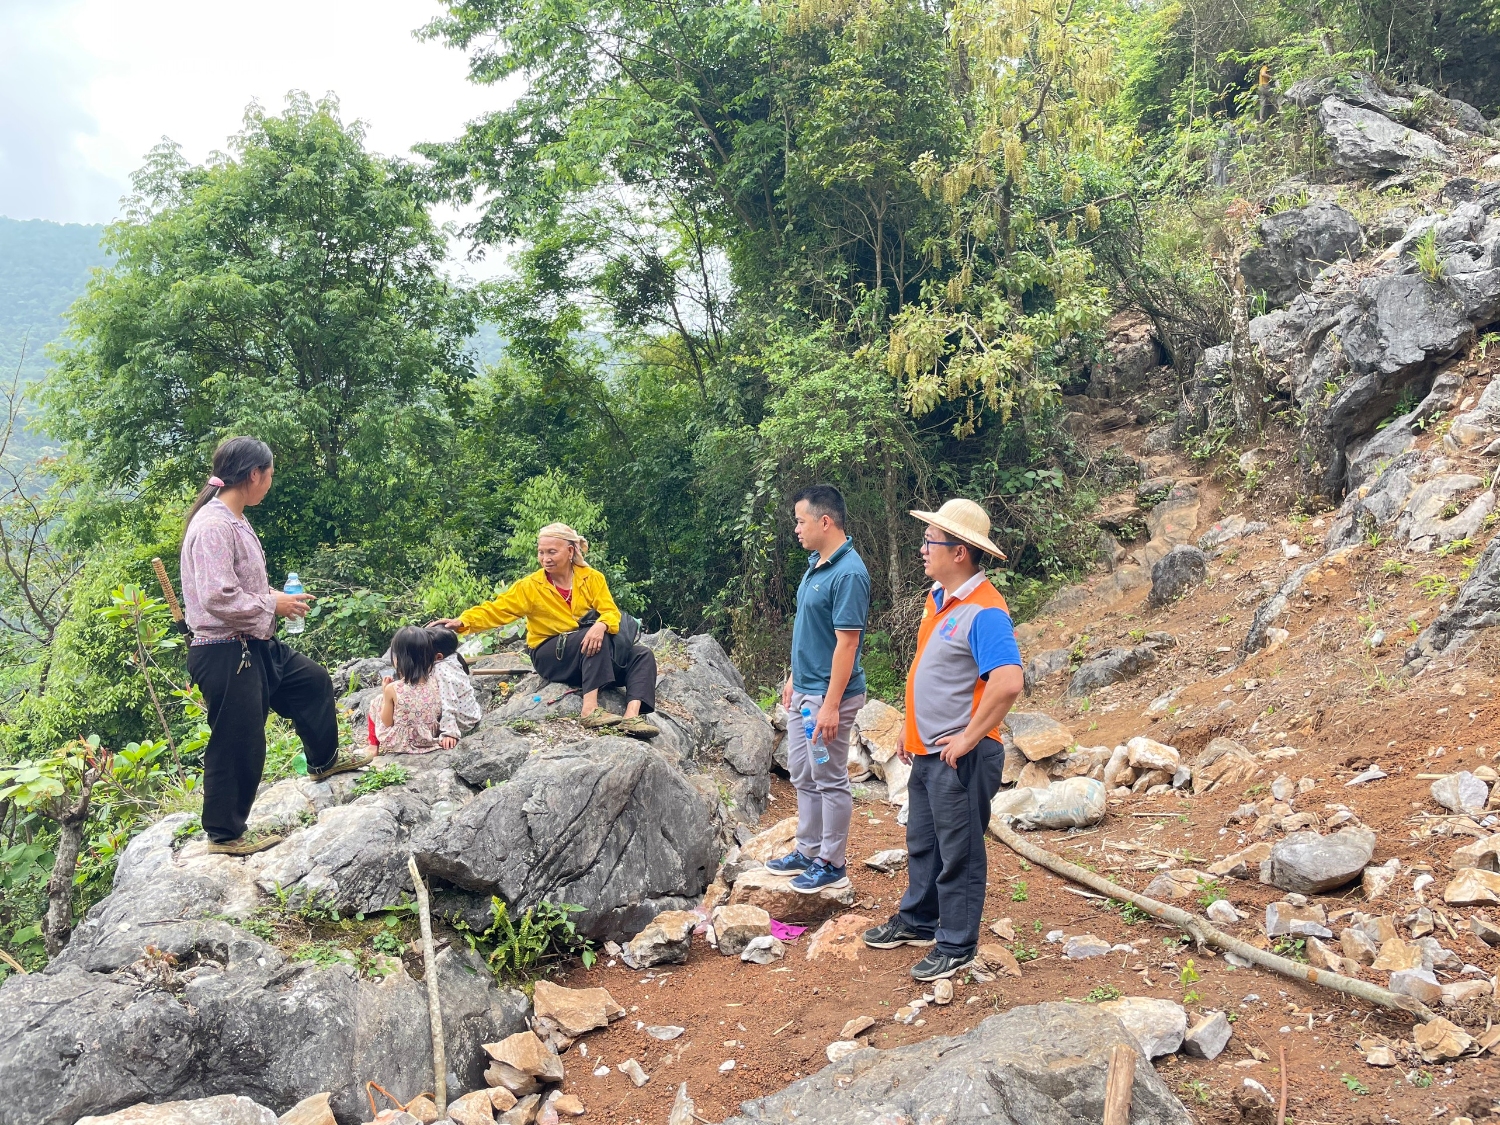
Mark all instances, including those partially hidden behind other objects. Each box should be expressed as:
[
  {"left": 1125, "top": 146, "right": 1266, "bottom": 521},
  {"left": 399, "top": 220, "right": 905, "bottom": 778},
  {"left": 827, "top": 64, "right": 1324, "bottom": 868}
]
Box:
[{"left": 181, "top": 437, "right": 372, "bottom": 855}]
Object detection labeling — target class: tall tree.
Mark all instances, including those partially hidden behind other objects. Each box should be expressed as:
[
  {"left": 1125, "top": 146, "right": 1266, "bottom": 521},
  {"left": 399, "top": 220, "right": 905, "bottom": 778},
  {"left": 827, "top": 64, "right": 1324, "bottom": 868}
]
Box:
[{"left": 44, "top": 94, "right": 477, "bottom": 568}]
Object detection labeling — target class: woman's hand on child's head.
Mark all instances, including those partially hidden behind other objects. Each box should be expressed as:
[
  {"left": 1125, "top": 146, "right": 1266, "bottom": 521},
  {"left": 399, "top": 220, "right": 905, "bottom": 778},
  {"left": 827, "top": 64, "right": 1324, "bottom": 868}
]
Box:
[
  {"left": 440, "top": 735, "right": 458, "bottom": 750},
  {"left": 427, "top": 617, "right": 464, "bottom": 631}
]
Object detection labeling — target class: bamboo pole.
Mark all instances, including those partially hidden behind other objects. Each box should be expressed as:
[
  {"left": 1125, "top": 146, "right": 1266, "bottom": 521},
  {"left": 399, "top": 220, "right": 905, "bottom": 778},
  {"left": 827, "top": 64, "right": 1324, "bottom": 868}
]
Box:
[
  {"left": 989, "top": 817, "right": 1438, "bottom": 1023},
  {"left": 408, "top": 855, "right": 447, "bottom": 1114}
]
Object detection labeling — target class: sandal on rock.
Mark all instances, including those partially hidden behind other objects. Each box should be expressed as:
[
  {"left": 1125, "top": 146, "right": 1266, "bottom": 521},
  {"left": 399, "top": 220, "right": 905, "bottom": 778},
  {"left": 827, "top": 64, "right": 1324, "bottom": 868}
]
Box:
[
  {"left": 308, "top": 748, "right": 375, "bottom": 782},
  {"left": 208, "top": 830, "right": 284, "bottom": 856},
  {"left": 616, "top": 715, "right": 659, "bottom": 739},
  {"left": 580, "top": 706, "right": 623, "bottom": 730}
]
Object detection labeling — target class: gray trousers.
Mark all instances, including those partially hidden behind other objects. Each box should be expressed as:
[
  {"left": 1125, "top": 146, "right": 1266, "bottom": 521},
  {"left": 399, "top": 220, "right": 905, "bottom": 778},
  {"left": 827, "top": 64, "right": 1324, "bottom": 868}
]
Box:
[
  {"left": 787, "top": 690, "right": 865, "bottom": 869},
  {"left": 897, "top": 737, "right": 1004, "bottom": 956}
]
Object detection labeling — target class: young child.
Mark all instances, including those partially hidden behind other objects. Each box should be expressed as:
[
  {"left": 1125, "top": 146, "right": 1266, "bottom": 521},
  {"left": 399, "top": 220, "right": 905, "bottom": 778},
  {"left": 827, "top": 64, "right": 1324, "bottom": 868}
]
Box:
[
  {"left": 368, "top": 626, "right": 444, "bottom": 756},
  {"left": 428, "top": 626, "right": 481, "bottom": 744}
]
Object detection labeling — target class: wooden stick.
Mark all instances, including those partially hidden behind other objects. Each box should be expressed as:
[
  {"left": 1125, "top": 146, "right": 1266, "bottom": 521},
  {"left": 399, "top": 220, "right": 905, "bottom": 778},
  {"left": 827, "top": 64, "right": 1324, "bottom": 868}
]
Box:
[
  {"left": 1103, "top": 1041, "right": 1137, "bottom": 1125},
  {"left": 990, "top": 817, "right": 1438, "bottom": 1021},
  {"left": 1278, "top": 1043, "right": 1289, "bottom": 1125},
  {"left": 408, "top": 855, "right": 447, "bottom": 1114},
  {"left": 0, "top": 948, "right": 25, "bottom": 974}
]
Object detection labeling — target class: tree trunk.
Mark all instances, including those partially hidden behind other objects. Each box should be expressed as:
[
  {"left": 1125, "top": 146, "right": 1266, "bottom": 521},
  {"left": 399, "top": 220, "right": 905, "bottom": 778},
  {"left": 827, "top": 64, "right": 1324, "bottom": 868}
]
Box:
[
  {"left": 42, "top": 766, "right": 101, "bottom": 959},
  {"left": 882, "top": 458, "right": 903, "bottom": 607},
  {"left": 1227, "top": 257, "right": 1263, "bottom": 436}
]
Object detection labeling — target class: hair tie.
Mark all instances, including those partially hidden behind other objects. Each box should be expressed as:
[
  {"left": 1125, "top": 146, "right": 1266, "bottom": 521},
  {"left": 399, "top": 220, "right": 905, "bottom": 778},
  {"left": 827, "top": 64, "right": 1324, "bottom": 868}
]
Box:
[{"left": 207, "top": 476, "right": 225, "bottom": 489}]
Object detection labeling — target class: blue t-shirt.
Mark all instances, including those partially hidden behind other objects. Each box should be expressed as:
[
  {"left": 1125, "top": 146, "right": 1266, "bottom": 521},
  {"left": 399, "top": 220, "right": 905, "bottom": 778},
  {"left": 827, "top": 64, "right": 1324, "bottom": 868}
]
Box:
[
  {"left": 790, "top": 538, "right": 870, "bottom": 696},
  {"left": 932, "top": 586, "right": 1022, "bottom": 679}
]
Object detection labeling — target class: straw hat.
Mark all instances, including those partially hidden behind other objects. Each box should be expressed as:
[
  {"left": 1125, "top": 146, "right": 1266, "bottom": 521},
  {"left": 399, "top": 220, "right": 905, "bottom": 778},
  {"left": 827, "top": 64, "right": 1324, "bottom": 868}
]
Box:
[{"left": 908, "top": 498, "right": 1007, "bottom": 560}]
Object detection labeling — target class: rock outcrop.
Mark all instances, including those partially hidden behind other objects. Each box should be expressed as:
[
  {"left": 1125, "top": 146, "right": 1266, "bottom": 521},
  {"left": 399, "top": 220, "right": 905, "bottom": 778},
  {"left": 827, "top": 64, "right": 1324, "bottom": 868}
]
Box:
[
  {"left": 1240, "top": 200, "right": 1363, "bottom": 309},
  {"left": 0, "top": 630, "right": 763, "bottom": 1125},
  {"left": 722, "top": 1002, "right": 1193, "bottom": 1125}
]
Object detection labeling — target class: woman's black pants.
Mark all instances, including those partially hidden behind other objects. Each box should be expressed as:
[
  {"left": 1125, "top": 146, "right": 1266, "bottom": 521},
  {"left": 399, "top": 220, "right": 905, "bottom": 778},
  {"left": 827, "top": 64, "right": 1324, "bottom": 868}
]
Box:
[
  {"left": 188, "top": 637, "right": 338, "bottom": 843},
  {"left": 530, "top": 627, "right": 657, "bottom": 712}
]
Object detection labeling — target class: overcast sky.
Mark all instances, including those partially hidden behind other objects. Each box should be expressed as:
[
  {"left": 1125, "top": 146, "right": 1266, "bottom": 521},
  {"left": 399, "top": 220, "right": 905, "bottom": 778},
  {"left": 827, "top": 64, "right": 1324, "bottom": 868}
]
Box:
[{"left": 1, "top": 0, "right": 503, "bottom": 239}]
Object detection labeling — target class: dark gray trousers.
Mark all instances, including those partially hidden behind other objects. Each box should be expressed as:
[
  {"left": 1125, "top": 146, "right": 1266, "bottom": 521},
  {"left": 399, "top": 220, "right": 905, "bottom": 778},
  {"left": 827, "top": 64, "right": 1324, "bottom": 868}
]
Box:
[{"left": 896, "top": 736, "right": 1004, "bottom": 957}]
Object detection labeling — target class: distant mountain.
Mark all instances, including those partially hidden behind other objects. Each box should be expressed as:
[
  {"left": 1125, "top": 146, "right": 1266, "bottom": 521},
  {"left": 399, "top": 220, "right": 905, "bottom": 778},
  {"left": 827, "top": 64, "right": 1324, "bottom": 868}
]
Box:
[{"left": 0, "top": 217, "right": 109, "bottom": 391}]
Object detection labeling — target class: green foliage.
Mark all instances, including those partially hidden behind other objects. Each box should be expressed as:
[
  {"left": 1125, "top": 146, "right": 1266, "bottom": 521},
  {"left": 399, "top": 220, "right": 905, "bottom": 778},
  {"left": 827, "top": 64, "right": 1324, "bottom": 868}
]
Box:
[
  {"left": 1085, "top": 984, "right": 1123, "bottom": 1003},
  {"left": 1411, "top": 228, "right": 1445, "bottom": 283},
  {"left": 1011, "top": 940, "right": 1039, "bottom": 963},
  {"left": 1120, "top": 902, "right": 1152, "bottom": 925},
  {"left": 453, "top": 896, "right": 594, "bottom": 980},
  {"left": 1010, "top": 881, "right": 1029, "bottom": 902},
  {"left": 351, "top": 765, "right": 410, "bottom": 798},
  {"left": 1341, "top": 1074, "right": 1370, "bottom": 1095}
]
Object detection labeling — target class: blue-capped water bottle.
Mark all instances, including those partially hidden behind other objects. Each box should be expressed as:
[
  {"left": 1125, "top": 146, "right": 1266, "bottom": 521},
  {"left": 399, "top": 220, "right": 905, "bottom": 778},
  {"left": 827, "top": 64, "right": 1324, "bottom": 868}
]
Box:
[
  {"left": 800, "top": 704, "right": 830, "bottom": 765},
  {"left": 283, "top": 572, "right": 305, "bottom": 635}
]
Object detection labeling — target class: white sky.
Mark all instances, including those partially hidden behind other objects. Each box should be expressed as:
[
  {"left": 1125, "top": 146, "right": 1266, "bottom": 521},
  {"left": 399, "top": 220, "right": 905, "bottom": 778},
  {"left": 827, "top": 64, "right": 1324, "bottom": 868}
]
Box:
[{"left": 1, "top": 0, "right": 507, "bottom": 263}]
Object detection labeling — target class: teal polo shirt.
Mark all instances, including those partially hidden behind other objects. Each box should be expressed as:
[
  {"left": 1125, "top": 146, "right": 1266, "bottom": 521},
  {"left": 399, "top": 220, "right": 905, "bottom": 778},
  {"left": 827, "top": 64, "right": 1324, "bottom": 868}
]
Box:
[{"left": 790, "top": 537, "right": 870, "bottom": 696}]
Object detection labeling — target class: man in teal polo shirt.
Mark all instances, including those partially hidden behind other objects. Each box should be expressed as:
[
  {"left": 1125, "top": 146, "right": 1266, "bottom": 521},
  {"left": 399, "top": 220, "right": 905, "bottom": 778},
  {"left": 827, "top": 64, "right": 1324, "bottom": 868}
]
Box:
[{"left": 769, "top": 485, "right": 870, "bottom": 893}]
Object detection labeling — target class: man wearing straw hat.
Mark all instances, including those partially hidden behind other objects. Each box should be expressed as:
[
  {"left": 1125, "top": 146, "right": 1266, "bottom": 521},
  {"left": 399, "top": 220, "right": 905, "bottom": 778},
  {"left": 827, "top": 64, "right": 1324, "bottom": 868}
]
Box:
[{"left": 863, "top": 498, "right": 1023, "bottom": 980}]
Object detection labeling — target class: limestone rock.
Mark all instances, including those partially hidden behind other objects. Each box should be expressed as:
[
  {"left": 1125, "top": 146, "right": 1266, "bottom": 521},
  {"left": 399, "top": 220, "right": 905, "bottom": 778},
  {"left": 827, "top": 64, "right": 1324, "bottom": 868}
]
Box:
[
  {"left": 1306, "top": 936, "right": 1344, "bottom": 972},
  {"left": 278, "top": 1094, "right": 336, "bottom": 1125},
  {"left": 1233, "top": 1078, "right": 1278, "bottom": 1125},
  {"left": 1318, "top": 97, "right": 1454, "bottom": 174},
  {"left": 711, "top": 904, "right": 772, "bottom": 957},
  {"left": 1363, "top": 857, "right": 1401, "bottom": 901},
  {"left": 1265, "top": 901, "right": 1332, "bottom": 938},
  {"left": 1067, "top": 646, "right": 1159, "bottom": 697},
  {"left": 496, "top": 1094, "right": 539, "bottom": 1125},
  {"left": 740, "top": 935, "right": 786, "bottom": 964},
  {"left": 484, "top": 1031, "right": 566, "bottom": 1081},
  {"left": 853, "top": 699, "right": 904, "bottom": 765},
  {"left": 1442, "top": 979, "right": 1493, "bottom": 1007},
  {"left": 531, "top": 980, "right": 624, "bottom": 1038},
  {"left": 484, "top": 1062, "right": 539, "bottom": 1097},
  {"left": 1144, "top": 869, "right": 1208, "bottom": 900},
  {"left": 1266, "top": 827, "right": 1375, "bottom": 894},
  {"left": 1414, "top": 1016, "right": 1474, "bottom": 1061},
  {"left": 77, "top": 1097, "right": 279, "bottom": 1125},
  {"left": 728, "top": 867, "right": 855, "bottom": 924},
  {"left": 1407, "top": 534, "right": 1500, "bottom": 669},
  {"left": 407, "top": 1096, "right": 442, "bottom": 1122},
  {"left": 989, "top": 777, "right": 1106, "bottom": 831},
  {"left": 621, "top": 910, "right": 697, "bottom": 968},
  {"left": 826, "top": 1040, "right": 863, "bottom": 1063},
  {"left": 1005, "top": 711, "right": 1075, "bottom": 762},
  {"left": 1432, "top": 771, "right": 1489, "bottom": 814},
  {"left": 1193, "top": 741, "right": 1261, "bottom": 795},
  {"left": 1064, "top": 933, "right": 1112, "bottom": 959},
  {"left": 1451, "top": 836, "right": 1500, "bottom": 872},
  {"left": 447, "top": 1090, "right": 498, "bottom": 1125},
  {"left": 841, "top": 1015, "right": 877, "bottom": 1039},
  {"left": 1240, "top": 200, "right": 1363, "bottom": 308},
  {"left": 1208, "top": 841, "right": 1272, "bottom": 879},
  {"left": 1389, "top": 968, "right": 1443, "bottom": 1006},
  {"left": 1340, "top": 927, "right": 1379, "bottom": 965},
  {"left": 1443, "top": 867, "right": 1500, "bottom": 905},
  {"left": 976, "top": 944, "right": 1023, "bottom": 977},
  {"left": 1206, "top": 899, "right": 1239, "bottom": 925},
  {"left": 720, "top": 1001, "right": 1193, "bottom": 1125},
  {"left": 739, "top": 817, "right": 798, "bottom": 864},
  {"left": 668, "top": 1084, "right": 696, "bottom": 1125},
  {"left": 1148, "top": 545, "right": 1209, "bottom": 607},
  {"left": 1096, "top": 997, "right": 1188, "bottom": 1058},
  {"left": 1182, "top": 1011, "right": 1232, "bottom": 1060},
  {"left": 862, "top": 848, "right": 907, "bottom": 873},
  {"left": 618, "top": 1058, "right": 650, "bottom": 1087},
  {"left": 1126, "top": 736, "right": 1180, "bottom": 773}
]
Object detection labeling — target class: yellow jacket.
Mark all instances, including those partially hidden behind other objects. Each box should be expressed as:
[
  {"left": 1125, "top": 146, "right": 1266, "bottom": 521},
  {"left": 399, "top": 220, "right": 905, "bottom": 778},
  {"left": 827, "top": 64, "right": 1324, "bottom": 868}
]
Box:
[{"left": 457, "top": 565, "right": 622, "bottom": 651}]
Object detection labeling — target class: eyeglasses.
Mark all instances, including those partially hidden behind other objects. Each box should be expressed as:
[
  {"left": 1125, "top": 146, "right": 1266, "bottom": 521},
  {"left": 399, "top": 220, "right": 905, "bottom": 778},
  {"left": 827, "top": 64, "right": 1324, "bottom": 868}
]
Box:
[{"left": 920, "top": 537, "right": 964, "bottom": 552}]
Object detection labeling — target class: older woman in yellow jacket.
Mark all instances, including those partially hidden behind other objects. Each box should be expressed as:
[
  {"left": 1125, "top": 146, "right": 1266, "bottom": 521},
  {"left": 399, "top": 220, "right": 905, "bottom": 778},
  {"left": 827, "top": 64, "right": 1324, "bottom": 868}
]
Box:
[{"left": 432, "top": 523, "right": 659, "bottom": 737}]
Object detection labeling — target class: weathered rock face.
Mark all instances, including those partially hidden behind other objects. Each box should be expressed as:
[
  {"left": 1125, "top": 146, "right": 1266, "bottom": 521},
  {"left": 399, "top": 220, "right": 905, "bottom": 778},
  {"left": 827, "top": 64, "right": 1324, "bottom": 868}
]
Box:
[
  {"left": 1240, "top": 201, "right": 1363, "bottom": 308},
  {"left": 1242, "top": 563, "right": 1316, "bottom": 656},
  {"left": 1148, "top": 545, "right": 1208, "bottom": 607},
  {"left": 1407, "top": 534, "right": 1500, "bottom": 669},
  {"left": 0, "top": 630, "right": 766, "bottom": 1125},
  {"left": 721, "top": 1002, "right": 1193, "bottom": 1125},
  {"left": 77, "top": 1095, "right": 280, "bottom": 1125},
  {"left": 1265, "top": 827, "right": 1376, "bottom": 894},
  {"left": 1067, "top": 644, "right": 1160, "bottom": 697},
  {"left": 416, "top": 736, "right": 719, "bottom": 940},
  {"left": 0, "top": 820, "right": 530, "bottom": 1125},
  {"left": 1317, "top": 97, "right": 1454, "bottom": 175}
]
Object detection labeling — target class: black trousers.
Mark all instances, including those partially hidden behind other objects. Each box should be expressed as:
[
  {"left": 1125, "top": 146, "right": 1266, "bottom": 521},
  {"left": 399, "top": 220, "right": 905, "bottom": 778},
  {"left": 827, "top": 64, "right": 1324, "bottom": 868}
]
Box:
[
  {"left": 188, "top": 637, "right": 338, "bottom": 843},
  {"left": 896, "top": 737, "right": 1004, "bottom": 957},
  {"left": 530, "top": 626, "right": 657, "bottom": 713}
]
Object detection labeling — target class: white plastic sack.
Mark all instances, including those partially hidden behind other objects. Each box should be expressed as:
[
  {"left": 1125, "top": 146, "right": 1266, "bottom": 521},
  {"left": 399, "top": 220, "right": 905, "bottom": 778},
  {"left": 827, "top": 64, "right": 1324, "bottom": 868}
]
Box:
[{"left": 989, "top": 776, "right": 1106, "bottom": 832}]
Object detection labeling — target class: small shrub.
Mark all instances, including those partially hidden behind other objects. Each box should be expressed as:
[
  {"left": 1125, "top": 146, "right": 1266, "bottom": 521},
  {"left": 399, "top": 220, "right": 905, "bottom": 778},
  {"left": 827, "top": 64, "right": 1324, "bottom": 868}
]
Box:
[
  {"left": 453, "top": 897, "right": 595, "bottom": 980},
  {"left": 1011, "top": 940, "right": 1039, "bottom": 962},
  {"left": 1084, "top": 984, "right": 1122, "bottom": 1003},
  {"left": 1411, "top": 227, "right": 1444, "bottom": 282},
  {"left": 1010, "top": 880, "right": 1029, "bottom": 902},
  {"left": 352, "top": 764, "right": 409, "bottom": 798}
]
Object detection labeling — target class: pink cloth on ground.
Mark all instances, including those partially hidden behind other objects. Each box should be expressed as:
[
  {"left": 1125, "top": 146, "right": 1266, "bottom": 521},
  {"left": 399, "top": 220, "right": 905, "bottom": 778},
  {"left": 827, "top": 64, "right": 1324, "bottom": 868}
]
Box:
[{"left": 769, "top": 921, "right": 807, "bottom": 942}]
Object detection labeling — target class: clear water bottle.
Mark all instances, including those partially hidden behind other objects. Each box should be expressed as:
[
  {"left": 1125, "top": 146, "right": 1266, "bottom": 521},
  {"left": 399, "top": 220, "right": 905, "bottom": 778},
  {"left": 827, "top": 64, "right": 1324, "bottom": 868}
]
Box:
[
  {"left": 800, "top": 704, "right": 830, "bottom": 765},
  {"left": 283, "top": 572, "right": 305, "bottom": 635}
]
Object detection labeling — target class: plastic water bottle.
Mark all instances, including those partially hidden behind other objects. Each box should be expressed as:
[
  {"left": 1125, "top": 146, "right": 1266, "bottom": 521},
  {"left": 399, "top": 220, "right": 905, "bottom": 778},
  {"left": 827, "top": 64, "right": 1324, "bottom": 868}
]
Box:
[
  {"left": 800, "top": 704, "right": 830, "bottom": 765},
  {"left": 283, "top": 572, "right": 305, "bottom": 635}
]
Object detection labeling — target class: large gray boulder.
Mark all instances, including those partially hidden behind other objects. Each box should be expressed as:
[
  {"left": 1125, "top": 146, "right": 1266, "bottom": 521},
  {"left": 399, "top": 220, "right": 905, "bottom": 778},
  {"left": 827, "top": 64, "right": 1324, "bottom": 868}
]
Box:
[
  {"left": 1265, "top": 827, "right": 1377, "bottom": 894},
  {"left": 1286, "top": 71, "right": 1412, "bottom": 116},
  {"left": 1067, "top": 644, "right": 1160, "bottom": 698},
  {"left": 722, "top": 1001, "right": 1193, "bottom": 1125},
  {"left": 1317, "top": 97, "right": 1454, "bottom": 175},
  {"left": 0, "top": 817, "right": 529, "bottom": 1125},
  {"left": 1344, "top": 370, "right": 1464, "bottom": 490},
  {"left": 1148, "top": 545, "right": 1208, "bottom": 607},
  {"left": 414, "top": 735, "right": 719, "bottom": 939},
  {"left": 1240, "top": 201, "right": 1363, "bottom": 308},
  {"left": 1406, "top": 533, "right": 1500, "bottom": 669}
]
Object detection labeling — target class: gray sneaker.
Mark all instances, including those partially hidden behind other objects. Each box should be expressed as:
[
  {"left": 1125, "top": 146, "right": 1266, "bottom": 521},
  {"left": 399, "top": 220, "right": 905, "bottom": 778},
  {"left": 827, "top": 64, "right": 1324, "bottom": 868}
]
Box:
[{"left": 911, "top": 949, "right": 975, "bottom": 981}]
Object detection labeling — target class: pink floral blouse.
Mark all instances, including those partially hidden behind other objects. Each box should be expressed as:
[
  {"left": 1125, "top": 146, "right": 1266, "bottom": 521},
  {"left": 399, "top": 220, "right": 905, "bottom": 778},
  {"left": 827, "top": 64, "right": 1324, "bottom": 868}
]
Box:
[{"left": 181, "top": 499, "right": 277, "bottom": 642}]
